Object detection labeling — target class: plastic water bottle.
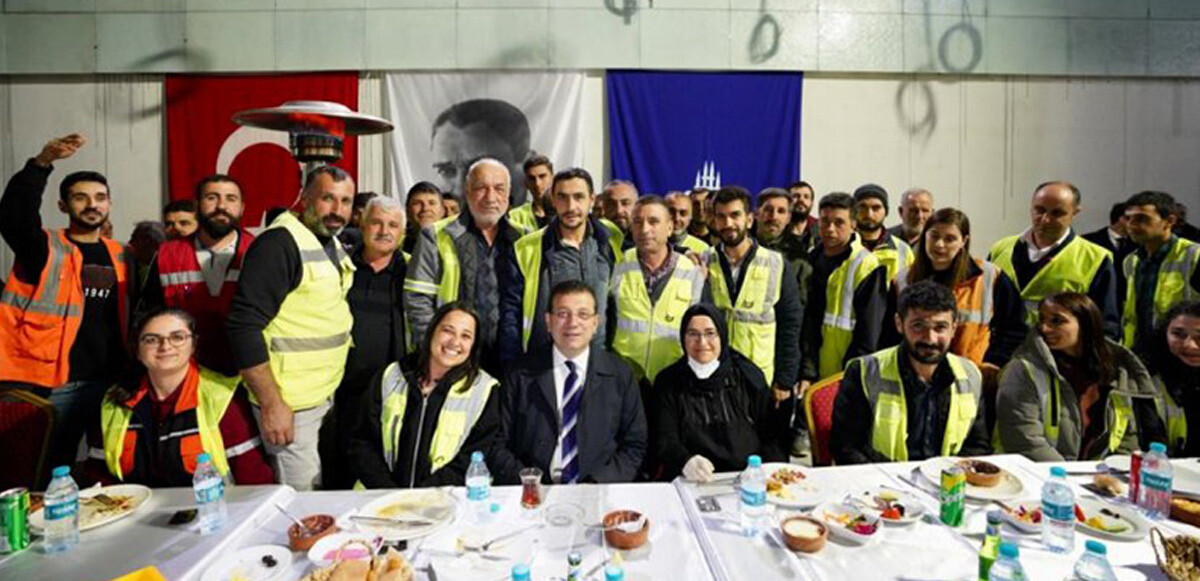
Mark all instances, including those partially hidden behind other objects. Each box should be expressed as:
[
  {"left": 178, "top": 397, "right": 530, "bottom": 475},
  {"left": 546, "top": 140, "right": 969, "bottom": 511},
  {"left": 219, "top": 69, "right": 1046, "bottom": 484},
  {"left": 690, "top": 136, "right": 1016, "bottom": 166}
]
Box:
[
  {"left": 466, "top": 451, "right": 492, "bottom": 524},
  {"left": 193, "top": 452, "right": 227, "bottom": 535},
  {"left": 978, "top": 510, "right": 1002, "bottom": 581},
  {"left": 1140, "top": 442, "right": 1174, "bottom": 520},
  {"left": 988, "top": 542, "right": 1026, "bottom": 581},
  {"left": 604, "top": 564, "right": 626, "bottom": 581},
  {"left": 1072, "top": 540, "right": 1118, "bottom": 581},
  {"left": 511, "top": 563, "right": 531, "bottom": 581},
  {"left": 1041, "top": 466, "right": 1075, "bottom": 553},
  {"left": 42, "top": 465, "right": 80, "bottom": 553},
  {"left": 738, "top": 455, "right": 769, "bottom": 536}
]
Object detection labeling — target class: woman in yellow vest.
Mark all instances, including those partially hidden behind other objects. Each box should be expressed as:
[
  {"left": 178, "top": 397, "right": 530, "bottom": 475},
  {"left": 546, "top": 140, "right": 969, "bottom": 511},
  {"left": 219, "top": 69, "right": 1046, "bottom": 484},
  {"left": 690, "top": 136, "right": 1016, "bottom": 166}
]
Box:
[
  {"left": 884, "top": 208, "right": 1028, "bottom": 369},
  {"left": 996, "top": 293, "right": 1164, "bottom": 461},
  {"left": 1144, "top": 300, "right": 1200, "bottom": 456},
  {"left": 80, "top": 308, "right": 274, "bottom": 486},
  {"left": 346, "top": 302, "right": 500, "bottom": 488}
]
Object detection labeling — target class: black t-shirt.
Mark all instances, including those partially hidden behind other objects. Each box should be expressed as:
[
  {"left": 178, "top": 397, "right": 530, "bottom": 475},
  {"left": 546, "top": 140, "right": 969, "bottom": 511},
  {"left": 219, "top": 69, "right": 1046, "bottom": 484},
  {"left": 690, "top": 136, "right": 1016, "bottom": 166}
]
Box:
[{"left": 69, "top": 240, "right": 123, "bottom": 382}]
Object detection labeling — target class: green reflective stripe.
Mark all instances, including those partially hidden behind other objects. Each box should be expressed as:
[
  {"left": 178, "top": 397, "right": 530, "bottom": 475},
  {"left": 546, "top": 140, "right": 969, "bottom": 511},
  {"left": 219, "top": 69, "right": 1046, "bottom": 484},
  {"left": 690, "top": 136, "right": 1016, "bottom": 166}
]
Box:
[
  {"left": 0, "top": 291, "right": 82, "bottom": 317},
  {"left": 833, "top": 250, "right": 868, "bottom": 329},
  {"left": 161, "top": 271, "right": 204, "bottom": 286},
  {"left": 1021, "top": 358, "right": 1060, "bottom": 444},
  {"left": 1153, "top": 376, "right": 1188, "bottom": 451},
  {"left": 270, "top": 331, "right": 350, "bottom": 353},
  {"left": 1107, "top": 391, "right": 1134, "bottom": 452}
]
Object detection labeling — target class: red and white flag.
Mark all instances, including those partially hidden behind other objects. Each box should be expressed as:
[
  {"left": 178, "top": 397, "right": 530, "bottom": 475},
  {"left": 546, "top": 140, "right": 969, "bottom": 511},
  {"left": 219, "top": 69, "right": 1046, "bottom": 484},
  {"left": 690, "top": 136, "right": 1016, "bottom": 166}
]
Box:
[{"left": 165, "top": 73, "right": 359, "bottom": 228}]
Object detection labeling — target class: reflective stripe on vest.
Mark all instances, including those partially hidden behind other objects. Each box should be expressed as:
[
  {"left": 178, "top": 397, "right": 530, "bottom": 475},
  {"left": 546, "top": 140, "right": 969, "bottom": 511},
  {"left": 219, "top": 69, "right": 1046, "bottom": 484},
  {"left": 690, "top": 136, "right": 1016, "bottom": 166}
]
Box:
[
  {"left": 611, "top": 249, "right": 704, "bottom": 382},
  {"left": 378, "top": 362, "right": 497, "bottom": 472},
  {"left": 1019, "top": 358, "right": 1133, "bottom": 454},
  {"left": 892, "top": 258, "right": 998, "bottom": 365},
  {"left": 100, "top": 367, "right": 240, "bottom": 481},
  {"left": 706, "top": 246, "right": 786, "bottom": 384},
  {"left": 1122, "top": 238, "right": 1200, "bottom": 346},
  {"left": 875, "top": 238, "right": 915, "bottom": 285},
  {"left": 817, "top": 243, "right": 881, "bottom": 379},
  {"left": 989, "top": 234, "right": 1111, "bottom": 327},
  {"left": 259, "top": 212, "right": 354, "bottom": 409},
  {"left": 1152, "top": 375, "right": 1188, "bottom": 453},
  {"left": 859, "top": 346, "right": 981, "bottom": 462}
]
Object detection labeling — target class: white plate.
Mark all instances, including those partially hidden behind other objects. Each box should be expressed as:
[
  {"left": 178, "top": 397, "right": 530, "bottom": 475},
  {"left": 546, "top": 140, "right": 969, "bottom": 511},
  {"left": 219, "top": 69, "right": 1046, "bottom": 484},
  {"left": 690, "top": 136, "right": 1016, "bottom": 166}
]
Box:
[
  {"left": 428, "top": 524, "right": 537, "bottom": 581},
  {"left": 761, "top": 463, "right": 825, "bottom": 508},
  {"left": 307, "top": 532, "right": 378, "bottom": 567},
  {"left": 917, "top": 457, "right": 1024, "bottom": 502},
  {"left": 29, "top": 484, "right": 152, "bottom": 532},
  {"left": 851, "top": 487, "right": 925, "bottom": 525},
  {"left": 997, "top": 499, "right": 1042, "bottom": 534},
  {"left": 349, "top": 489, "right": 456, "bottom": 541},
  {"left": 200, "top": 545, "right": 292, "bottom": 581},
  {"left": 810, "top": 502, "right": 882, "bottom": 546},
  {"left": 1076, "top": 497, "right": 1147, "bottom": 542}
]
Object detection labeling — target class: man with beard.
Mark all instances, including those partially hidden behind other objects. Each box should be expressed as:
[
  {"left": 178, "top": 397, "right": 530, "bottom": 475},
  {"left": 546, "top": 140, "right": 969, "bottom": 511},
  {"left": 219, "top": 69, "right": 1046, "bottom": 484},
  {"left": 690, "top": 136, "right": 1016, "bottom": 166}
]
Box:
[
  {"left": 401, "top": 182, "right": 445, "bottom": 254},
  {"left": 139, "top": 174, "right": 254, "bottom": 375},
  {"left": 162, "top": 199, "right": 198, "bottom": 240},
  {"left": 853, "top": 184, "right": 914, "bottom": 284},
  {"left": 404, "top": 158, "right": 523, "bottom": 375},
  {"left": 988, "top": 181, "right": 1120, "bottom": 337},
  {"left": 499, "top": 168, "right": 621, "bottom": 366},
  {"left": 508, "top": 155, "right": 554, "bottom": 233},
  {"left": 688, "top": 187, "right": 717, "bottom": 245},
  {"left": 787, "top": 181, "right": 818, "bottom": 244},
  {"left": 704, "top": 187, "right": 802, "bottom": 396},
  {"left": 601, "top": 179, "right": 638, "bottom": 251},
  {"left": 227, "top": 166, "right": 356, "bottom": 490},
  {"left": 665, "top": 191, "right": 710, "bottom": 254},
  {"left": 323, "top": 196, "right": 408, "bottom": 489},
  {"left": 831, "top": 280, "right": 989, "bottom": 464},
  {"left": 0, "top": 133, "right": 131, "bottom": 472},
  {"left": 1121, "top": 190, "right": 1200, "bottom": 354},
  {"left": 887, "top": 187, "right": 934, "bottom": 248}
]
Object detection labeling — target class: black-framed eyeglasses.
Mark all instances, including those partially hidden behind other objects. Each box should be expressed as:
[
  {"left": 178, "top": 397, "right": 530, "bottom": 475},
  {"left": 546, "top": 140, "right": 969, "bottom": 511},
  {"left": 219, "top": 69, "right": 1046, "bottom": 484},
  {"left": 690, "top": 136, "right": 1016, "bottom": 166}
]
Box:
[{"left": 139, "top": 332, "right": 193, "bottom": 348}]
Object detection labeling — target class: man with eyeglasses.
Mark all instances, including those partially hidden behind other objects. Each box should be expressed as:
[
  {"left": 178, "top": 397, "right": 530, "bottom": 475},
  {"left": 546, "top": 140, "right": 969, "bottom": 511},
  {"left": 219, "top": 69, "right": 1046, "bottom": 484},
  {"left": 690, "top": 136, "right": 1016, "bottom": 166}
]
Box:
[
  {"left": 492, "top": 280, "right": 647, "bottom": 484},
  {"left": 498, "top": 168, "right": 621, "bottom": 366}
]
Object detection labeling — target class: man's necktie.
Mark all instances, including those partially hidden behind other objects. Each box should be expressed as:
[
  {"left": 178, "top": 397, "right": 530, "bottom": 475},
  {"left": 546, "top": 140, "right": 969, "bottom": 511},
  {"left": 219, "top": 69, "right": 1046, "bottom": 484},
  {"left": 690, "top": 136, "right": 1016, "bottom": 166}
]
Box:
[{"left": 561, "top": 360, "right": 582, "bottom": 484}]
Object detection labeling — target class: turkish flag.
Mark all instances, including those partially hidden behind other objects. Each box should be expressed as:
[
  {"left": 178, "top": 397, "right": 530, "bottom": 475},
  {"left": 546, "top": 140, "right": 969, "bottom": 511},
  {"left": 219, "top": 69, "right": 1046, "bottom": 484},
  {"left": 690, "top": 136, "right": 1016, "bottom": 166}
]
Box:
[{"left": 165, "top": 73, "right": 359, "bottom": 228}]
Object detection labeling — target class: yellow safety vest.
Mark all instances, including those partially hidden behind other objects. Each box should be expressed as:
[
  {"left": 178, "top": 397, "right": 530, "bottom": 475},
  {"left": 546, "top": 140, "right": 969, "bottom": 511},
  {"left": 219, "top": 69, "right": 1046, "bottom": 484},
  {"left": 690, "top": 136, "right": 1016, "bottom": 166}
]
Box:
[
  {"left": 258, "top": 212, "right": 355, "bottom": 409},
  {"left": 817, "top": 243, "right": 882, "bottom": 379},
  {"left": 600, "top": 218, "right": 625, "bottom": 250},
  {"left": 513, "top": 225, "right": 624, "bottom": 349},
  {"left": 1152, "top": 375, "right": 1188, "bottom": 454},
  {"left": 706, "top": 245, "right": 787, "bottom": 384},
  {"left": 100, "top": 368, "right": 241, "bottom": 480},
  {"left": 507, "top": 201, "right": 538, "bottom": 234},
  {"left": 1122, "top": 238, "right": 1200, "bottom": 346},
  {"left": 1015, "top": 359, "right": 1134, "bottom": 455},
  {"left": 989, "top": 234, "right": 1111, "bottom": 327},
  {"left": 859, "top": 346, "right": 982, "bottom": 462},
  {"left": 871, "top": 236, "right": 915, "bottom": 285},
  {"left": 611, "top": 249, "right": 705, "bottom": 382},
  {"left": 677, "top": 234, "right": 710, "bottom": 254},
  {"left": 378, "top": 362, "right": 497, "bottom": 473}
]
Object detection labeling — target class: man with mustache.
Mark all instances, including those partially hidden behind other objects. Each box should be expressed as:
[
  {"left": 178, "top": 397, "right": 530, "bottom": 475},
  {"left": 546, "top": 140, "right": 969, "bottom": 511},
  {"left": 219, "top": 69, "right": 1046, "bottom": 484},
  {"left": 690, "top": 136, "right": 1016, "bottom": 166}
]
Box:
[
  {"left": 787, "top": 181, "right": 818, "bottom": 247},
  {"left": 831, "top": 280, "right": 989, "bottom": 464},
  {"left": 404, "top": 158, "right": 523, "bottom": 375},
  {"left": 498, "top": 167, "right": 621, "bottom": 366},
  {"left": 401, "top": 182, "right": 445, "bottom": 254},
  {"left": 138, "top": 174, "right": 253, "bottom": 375},
  {"left": 988, "top": 181, "right": 1120, "bottom": 338},
  {"left": 162, "top": 199, "right": 198, "bottom": 240},
  {"left": 0, "top": 133, "right": 132, "bottom": 472},
  {"left": 665, "top": 191, "right": 710, "bottom": 254},
  {"left": 887, "top": 187, "right": 935, "bottom": 248},
  {"left": 324, "top": 196, "right": 408, "bottom": 489},
  {"left": 227, "top": 166, "right": 357, "bottom": 490},
  {"left": 853, "top": 184, "right": 914, "bottom": 285},
  {"left": 600, "top": 179, "right": 639, "bottom": 251}
]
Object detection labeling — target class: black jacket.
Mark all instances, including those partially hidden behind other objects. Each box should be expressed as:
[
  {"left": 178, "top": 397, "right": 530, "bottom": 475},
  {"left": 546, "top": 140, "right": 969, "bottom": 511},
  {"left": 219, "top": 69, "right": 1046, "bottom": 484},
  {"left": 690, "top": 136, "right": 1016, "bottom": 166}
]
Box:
[
  {"left": 800, "top": 241, "right": 889, "bottom": 381},
  {"left": 491, "top": 348, "right": 647, "bottom": 484}
]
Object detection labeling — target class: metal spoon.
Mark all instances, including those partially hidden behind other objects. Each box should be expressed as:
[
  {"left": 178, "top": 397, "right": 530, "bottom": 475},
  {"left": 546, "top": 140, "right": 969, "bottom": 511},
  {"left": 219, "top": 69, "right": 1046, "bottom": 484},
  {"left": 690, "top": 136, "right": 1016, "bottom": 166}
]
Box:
[{"left": 273, "top": 502, "right": 312, "bottom": 535}]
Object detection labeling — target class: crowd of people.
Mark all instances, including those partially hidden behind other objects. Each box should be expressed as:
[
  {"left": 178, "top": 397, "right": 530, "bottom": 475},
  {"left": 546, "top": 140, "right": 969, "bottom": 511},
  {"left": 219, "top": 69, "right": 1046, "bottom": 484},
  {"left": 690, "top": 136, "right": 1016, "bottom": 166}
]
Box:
[{"left": 1, "top": 132, "right": 1199, "bottom": 494}]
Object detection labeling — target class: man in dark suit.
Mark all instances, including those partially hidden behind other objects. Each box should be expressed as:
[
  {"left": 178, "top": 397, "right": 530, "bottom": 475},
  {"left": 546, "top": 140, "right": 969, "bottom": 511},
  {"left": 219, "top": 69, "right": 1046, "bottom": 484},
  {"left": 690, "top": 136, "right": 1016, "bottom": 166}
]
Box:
[
  {"left": 491, "top": 279, "right": 647, "bottom": 484},
  {"left": 1083, "top": 201, "right": 1135, "bottom": 314}
]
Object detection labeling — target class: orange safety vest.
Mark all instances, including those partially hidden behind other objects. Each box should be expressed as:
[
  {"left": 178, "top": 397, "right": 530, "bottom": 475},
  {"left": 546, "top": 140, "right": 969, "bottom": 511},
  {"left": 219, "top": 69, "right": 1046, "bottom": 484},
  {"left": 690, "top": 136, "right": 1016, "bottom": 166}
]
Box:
[
  {"left": 0, "top": 229, "right": 128, "bottom": 387},
  {"left": 895, "top": 258, "right": 998, "bottom": 366}
]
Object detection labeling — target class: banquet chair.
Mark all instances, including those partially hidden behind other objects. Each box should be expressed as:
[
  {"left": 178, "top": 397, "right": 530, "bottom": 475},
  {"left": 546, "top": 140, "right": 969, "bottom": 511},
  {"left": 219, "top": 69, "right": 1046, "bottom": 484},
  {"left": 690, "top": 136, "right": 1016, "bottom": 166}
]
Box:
[
  {"left": 0, "top": 387, "right": 56, "bottom": 490},
  {"left": 803, "top": 372, "right": 843, "bottom": 467}
]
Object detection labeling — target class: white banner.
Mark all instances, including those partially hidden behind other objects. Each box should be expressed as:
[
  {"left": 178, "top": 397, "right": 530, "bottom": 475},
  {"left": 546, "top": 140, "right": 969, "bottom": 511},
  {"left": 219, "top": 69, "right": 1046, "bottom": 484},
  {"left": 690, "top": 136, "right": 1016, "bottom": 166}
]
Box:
[{"left": 383, "top": 71, "right": 585, "bottom": 207}]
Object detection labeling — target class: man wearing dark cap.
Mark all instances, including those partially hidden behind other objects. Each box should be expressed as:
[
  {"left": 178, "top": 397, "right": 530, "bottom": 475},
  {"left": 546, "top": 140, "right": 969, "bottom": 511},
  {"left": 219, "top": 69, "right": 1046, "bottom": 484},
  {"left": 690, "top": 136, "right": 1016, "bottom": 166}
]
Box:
[{"left": 853, "top": 184, "right": 913, "bottom": 285}]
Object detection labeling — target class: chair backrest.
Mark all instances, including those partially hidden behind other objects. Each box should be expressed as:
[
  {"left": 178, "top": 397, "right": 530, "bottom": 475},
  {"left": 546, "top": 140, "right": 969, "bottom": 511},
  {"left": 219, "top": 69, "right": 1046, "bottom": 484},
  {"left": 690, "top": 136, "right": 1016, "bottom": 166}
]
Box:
[
  {"left": 804, "top": 372, "right": 843, "bottom": 467},
  {"left": 0, "top": 388, "right": 56, "bottom": 490}
]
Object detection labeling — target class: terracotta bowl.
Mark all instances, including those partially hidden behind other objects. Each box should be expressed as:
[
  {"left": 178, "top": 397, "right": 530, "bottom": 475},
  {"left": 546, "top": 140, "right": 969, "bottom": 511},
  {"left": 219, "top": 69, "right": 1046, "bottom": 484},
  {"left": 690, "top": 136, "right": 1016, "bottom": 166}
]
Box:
[
  {"left": 781, "top": 516, "right": 828, "bottom": 553},
  {"left": 288, "top": 514, "right": 339, "bottom": 551},
  {"left": 603, "top": 510, "right": 649, "bottom": 550}
]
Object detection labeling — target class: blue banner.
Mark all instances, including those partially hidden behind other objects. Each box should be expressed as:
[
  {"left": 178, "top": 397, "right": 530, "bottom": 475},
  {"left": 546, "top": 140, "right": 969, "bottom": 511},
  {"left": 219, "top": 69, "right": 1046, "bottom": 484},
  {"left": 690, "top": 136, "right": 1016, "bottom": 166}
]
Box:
[{"left": 607, "top": 70, "right": 802, "bottom": 196}]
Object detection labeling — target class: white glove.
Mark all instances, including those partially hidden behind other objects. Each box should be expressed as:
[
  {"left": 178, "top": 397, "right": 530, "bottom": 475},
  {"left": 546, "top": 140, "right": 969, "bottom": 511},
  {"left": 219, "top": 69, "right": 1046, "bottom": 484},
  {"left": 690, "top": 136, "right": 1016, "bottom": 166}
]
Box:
[{"left": 683, "top": 455, "right": 715, "bottom": 483}]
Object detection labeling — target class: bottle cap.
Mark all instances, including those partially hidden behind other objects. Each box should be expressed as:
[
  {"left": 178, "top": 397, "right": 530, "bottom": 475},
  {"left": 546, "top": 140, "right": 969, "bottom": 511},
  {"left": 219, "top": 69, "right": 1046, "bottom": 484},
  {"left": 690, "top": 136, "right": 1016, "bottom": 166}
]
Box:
[
  {"left": 1086, "top": 539, "right": 1107, "bottom": 555},
  {"left": 747, "top": 455, "right": 762, "bottom": 467},
  {"left": 986, "top": 510, "right": 1002, "bottom": 524},
  {"left": 568, "top": 551, "right": 582, "bottom": 565},
  {"left": 472, "top": 451, "right": 484, "bottom": 462},
  {"left": 999, "top": 542, "right": 1018, "bottom": 558},
  {"left": 1050, "top": 466, "right": 1066, "bottom": 478},
  {"left": 605, "top": 565, "right": 625, "bottom": 581},
  {"left": 511, "top": 563, "right": 530, "bottom": 580},
  {"left": 1151, "top": 442, "right": 1167, "bottom": 454},
  {"left": 52, "top": 465, "right": 70, "bottom": 478},
  {"left": 490, "top": 502, "right": 501, "bottom": 513},
  {"left": 197, "top": 452, "right": 212, "bottom": 464}
]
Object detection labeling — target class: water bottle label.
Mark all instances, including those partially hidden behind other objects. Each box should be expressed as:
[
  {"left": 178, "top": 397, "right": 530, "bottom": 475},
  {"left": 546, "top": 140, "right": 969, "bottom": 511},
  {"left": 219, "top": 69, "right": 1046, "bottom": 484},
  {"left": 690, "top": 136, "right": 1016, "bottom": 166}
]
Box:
[
  {"left": 44, "top": 499, "right": 78, "bottom": 521},
  {"left": 739, "top": 487, "right": 766, "bottom": 507},
  {"left": 1143, "top": 472, "right": 1172, "bottom": 492},
  {"left": 1042, "top": 500, "right": 1073, "bottom": 521},
  {"left": 466, "top": 485, "right": 489, "bottom": 501},
  {"left": 194, "top": 479, "right": 223, "bottom": 504}
]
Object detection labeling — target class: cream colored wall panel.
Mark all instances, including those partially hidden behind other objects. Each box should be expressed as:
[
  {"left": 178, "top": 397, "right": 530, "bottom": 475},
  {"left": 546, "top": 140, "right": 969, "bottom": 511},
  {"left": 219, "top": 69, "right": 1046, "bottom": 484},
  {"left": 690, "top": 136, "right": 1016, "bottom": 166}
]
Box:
[
  {"left": 1068, "top": 19, "right": 1148, "bottom": 76},
  {"left": 186, "top": 11, "right": 276, "bottom": 72},
  {"left": 97, "top": 13, "right": 186, "bottom": 73},
  {"left": 549, "top": 8, "right": 640, "bottom": 69},
  {"left": 984, "top": 16, "right": 1067, "bottom": 75},
  {"left": 456, "top": 8, "right": 549, "bottom": 68},
  {"left": 640, "top": 9, "right": 731, "bottom": 69},
  {"left": 275, "top": 10, "right": 365, "bottom": 70},
  {"left": 366, "top": 10, "right": 457, "bottom": 69},
  {"left": 818, "top": 12, "right": 903, "bottom": 71},
  {"left": 730, "top": 9, "right": 818, "bottom": 70},
  {"left": 5, "top": 14, "right": 96, "bottom": 73}
]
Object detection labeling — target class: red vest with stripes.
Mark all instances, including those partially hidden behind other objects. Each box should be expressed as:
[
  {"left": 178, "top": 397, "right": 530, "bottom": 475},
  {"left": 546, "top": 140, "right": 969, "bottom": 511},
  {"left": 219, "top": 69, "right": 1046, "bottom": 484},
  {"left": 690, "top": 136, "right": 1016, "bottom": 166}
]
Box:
[{"left": 155, "top": 231, "right": 254, "bottom": 374}]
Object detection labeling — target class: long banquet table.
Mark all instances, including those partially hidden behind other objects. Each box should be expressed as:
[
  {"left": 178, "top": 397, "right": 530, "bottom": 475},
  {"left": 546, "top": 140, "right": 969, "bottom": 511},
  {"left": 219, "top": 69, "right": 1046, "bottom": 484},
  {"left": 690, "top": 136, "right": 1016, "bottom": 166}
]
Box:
[{"left": 0, "top": 455, "right": 1193, "bottom": 581}]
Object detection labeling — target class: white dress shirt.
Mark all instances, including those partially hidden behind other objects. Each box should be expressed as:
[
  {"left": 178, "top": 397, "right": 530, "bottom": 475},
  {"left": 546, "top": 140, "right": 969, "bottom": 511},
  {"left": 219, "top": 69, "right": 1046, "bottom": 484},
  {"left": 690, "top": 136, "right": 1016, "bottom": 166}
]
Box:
[
  {"left": 550, "top": 345, "right": 589, "bottom": 483},
  {"left": 1020, "top": 227, "right": 1071, "bottom": 263}
]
